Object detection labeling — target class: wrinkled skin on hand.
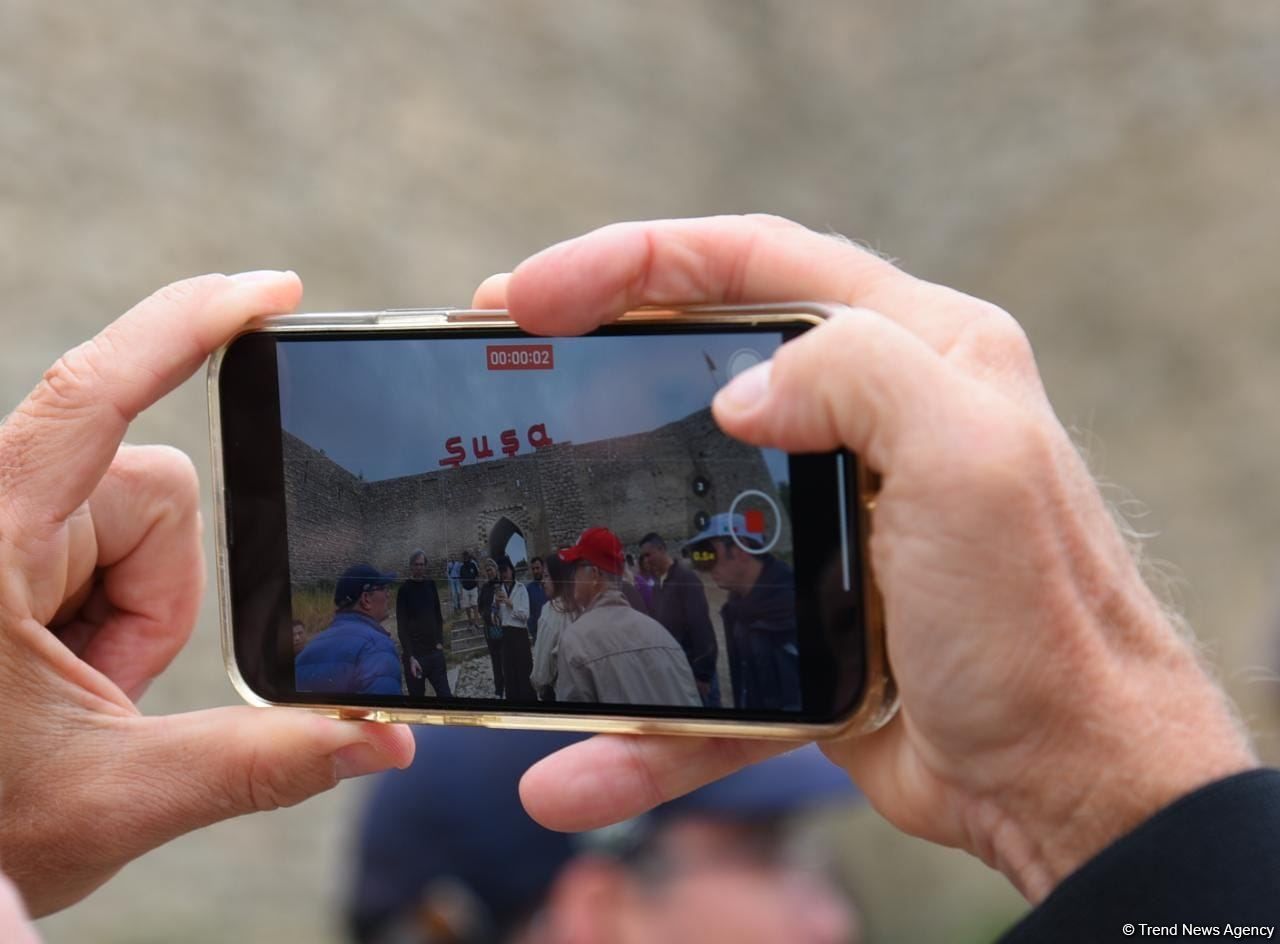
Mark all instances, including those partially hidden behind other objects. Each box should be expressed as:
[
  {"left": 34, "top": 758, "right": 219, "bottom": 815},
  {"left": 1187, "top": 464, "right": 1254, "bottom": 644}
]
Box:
[
  {"left": 0, "top": 272, "right": 414, "bottom": 926},
  {"left": 477, "top": 215, "right": 1256, "bottom": 902}
]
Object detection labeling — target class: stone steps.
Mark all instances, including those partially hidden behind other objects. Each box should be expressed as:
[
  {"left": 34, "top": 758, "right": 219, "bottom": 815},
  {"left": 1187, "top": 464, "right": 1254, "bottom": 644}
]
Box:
[{"left": 447, "top": 618, "right": 488, "bottom": 657}]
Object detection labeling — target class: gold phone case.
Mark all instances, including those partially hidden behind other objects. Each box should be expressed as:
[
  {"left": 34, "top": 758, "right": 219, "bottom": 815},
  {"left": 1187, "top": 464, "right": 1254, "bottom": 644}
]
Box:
[{"left": 208, "top": 302, "right": 896, "bottom": 740}]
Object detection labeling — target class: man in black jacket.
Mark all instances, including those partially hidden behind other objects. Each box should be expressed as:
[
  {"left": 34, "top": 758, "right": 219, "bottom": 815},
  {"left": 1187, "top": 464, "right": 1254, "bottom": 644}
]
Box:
[
  {"left": 395, "top": 550, "right": 451, "bottom": 698},
  {"left": 640, "top": 531, "right": 721, "bottom": 707},
  {"left": 525, "top": 556, "right": 547, "bottom": 645}
]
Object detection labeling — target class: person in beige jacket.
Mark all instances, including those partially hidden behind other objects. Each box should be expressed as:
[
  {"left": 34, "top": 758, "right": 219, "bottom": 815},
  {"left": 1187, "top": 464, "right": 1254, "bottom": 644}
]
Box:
[
  {"left": 530, "top": 554, "right": 577, "bottom": 700},
  {"left": 554, "top": 528, "right": 701, "bottom": 707}
]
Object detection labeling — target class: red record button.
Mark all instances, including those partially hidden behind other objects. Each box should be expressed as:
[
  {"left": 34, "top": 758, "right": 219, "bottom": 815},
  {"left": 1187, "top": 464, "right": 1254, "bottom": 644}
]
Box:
[{"left": 487, "top": 344, "right": 554, "bottom": 371}]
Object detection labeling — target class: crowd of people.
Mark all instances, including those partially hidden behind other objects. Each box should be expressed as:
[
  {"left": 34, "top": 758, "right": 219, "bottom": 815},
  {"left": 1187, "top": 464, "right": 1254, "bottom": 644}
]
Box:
[{"left": 293, "top": 513, "right": 802, "bottom": 711}]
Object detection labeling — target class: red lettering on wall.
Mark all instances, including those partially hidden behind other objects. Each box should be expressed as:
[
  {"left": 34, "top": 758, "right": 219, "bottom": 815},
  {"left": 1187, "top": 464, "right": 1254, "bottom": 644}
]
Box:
[
  {"left": 438, "top": 436, "right": 465, "bottom": 468},
  {"left": 438, "top": 424, "right": 555, "bottom": 466}
]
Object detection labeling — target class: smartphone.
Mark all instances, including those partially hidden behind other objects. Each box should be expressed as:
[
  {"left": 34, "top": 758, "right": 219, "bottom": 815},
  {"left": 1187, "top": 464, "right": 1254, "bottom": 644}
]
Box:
[{"left": 209, "top": 302, "right": 894, "bottom": 739}]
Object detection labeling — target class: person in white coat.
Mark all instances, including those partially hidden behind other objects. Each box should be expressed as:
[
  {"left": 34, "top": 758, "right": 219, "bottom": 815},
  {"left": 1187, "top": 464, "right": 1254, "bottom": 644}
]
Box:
[{"left": 493, "top": 556, "right": 535, "bottom": 701}]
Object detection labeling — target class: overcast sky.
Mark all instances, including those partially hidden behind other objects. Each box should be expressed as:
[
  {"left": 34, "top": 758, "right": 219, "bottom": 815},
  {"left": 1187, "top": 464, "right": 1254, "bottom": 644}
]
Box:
[{"left": 278, "top": 332, "right": 790, "bottom": 484}]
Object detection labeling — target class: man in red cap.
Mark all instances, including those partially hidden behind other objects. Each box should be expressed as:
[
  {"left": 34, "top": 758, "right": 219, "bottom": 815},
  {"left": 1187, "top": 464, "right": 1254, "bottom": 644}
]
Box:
[{"left": 555, "top": 527, "right": 701, "bottom": 706}]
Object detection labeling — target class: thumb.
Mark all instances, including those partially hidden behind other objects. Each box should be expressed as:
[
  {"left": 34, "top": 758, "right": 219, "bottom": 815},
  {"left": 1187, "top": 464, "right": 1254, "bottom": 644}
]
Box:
[
  {"left": 19, "top": 708, "right": 414, "bottom": 917},
  {"left": 711, "top": 308, "right": 959, "bottom": 472},
  {"left": 131, "top": 707, "right": 416, "bottom": 822}
]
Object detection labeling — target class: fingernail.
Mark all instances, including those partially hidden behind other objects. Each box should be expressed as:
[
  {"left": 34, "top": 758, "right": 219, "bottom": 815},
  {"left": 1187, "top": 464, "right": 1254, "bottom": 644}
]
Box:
[
  {"left": 716, "top": 360, "right": 772, "bottom": 411},
  {"left": 230, "top": 269, "right": 290, "bottom": 283},
  {"left": 333, "top": 742, "right": 396, "bottom": 781}
]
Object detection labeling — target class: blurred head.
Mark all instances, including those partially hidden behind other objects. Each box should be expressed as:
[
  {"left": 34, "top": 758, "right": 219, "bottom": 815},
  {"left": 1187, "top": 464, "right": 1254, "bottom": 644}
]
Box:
[
  {"left": 360, "top": 585, "right": 392, "bottom": 622},
  {"left": 638, "top": 532, "right": 671, "bottom": 579},
  {"left": 349, "top": 730, "right": 861, "bottom": 944},
  {"left": 684, "top": 513, "right": 767, "bottom": 594},
  {"left": 498, "top": 556, "right": 515, "bottom": 585},
  {"left": 692, "top": 538, "right": 765, "bottom": 596},
  {"left": 538, "top": 816, "right": 859, "bottom": 944},
  {"left": 569, "top": 561, "right": 620, "bottom": 610},
  {"left": 335, "top": 564, "right": 395, "bottom": 622},
  {"left": 409, "top": 550, "right": 428, "bottom": 581},
  {"left": 484, "top": 558, "right": 499, "bottom": 580},
  {"left": 558, "top": 527, "right": 624, "bottom": 575},
  {"left": 529, "top": 557, "right": 544, "bottom": 581},
  {"left": 559, "top": 528, "right": 625, "bottom": 609},
  {"left": 291, "top": 620, "right": 307, "bottom": 655},
  {"left": 543, "top": 553, "right": 572, "bottom": 604}
]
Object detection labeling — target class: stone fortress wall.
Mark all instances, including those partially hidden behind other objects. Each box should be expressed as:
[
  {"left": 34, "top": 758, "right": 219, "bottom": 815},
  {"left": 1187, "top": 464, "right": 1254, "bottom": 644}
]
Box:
[{"left": 282, "top": 407, "right": 791, "bottom": 583}]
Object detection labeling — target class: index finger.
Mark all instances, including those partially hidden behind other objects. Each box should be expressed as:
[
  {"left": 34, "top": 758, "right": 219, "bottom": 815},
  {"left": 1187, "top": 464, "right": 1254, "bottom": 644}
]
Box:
[
  {"left": 0, "top": 271, "right": 301, "bottom": 529},
  {"left": 485, "top": 215, "right": 990, "bottom": 351}
]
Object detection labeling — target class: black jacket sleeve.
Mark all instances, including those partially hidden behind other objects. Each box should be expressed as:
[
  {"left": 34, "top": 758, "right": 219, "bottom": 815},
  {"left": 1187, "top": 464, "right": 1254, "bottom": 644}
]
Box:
[
  {"left": 998, "top": 768, "right": 1280, "bottom": 942},
  {"left": 394, "top": 588, "right": 415, "bottom": 662},
  {"left": 429, "top": 579, "right": 443, "bottom": 648}
]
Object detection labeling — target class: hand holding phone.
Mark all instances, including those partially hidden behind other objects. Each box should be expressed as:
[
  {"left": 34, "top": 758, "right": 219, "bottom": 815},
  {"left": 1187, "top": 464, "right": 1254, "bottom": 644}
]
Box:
[
  {"left": 481, "top": 215, "right": 1256, "bottom": 906},
  {"left": 0, "top": 272, "right": 414, "bottom": 919}
]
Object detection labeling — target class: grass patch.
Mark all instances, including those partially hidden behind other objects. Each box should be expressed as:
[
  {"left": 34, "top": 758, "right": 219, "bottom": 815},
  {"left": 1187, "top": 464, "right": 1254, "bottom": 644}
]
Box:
[{"left": 291, "top": 584, "right": 337, "bottom": 644}]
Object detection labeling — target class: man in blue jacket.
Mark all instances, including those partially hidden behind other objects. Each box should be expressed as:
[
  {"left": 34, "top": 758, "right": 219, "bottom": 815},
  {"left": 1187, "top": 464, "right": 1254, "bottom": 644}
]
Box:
[{"left": 296, "top": 563, "right": 404, "bottom": 696}]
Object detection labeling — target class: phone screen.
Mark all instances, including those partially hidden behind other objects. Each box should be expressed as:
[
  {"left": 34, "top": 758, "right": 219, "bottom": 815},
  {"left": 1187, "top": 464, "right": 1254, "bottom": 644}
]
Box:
[{"left": 220, "top": 322, "right": 866, "bottom": 723}]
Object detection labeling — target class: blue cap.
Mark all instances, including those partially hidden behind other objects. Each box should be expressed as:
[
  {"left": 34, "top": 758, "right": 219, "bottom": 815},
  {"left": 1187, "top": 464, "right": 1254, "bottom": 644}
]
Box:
[
  {"left": 684, "top": 511, "right": 765, "bottom": 551},
  {"left": 334, "top": 563, "right": 396, "bottom": 607},
  {"left": 348, "top": 728, "right": 858, "bottom": 941}
]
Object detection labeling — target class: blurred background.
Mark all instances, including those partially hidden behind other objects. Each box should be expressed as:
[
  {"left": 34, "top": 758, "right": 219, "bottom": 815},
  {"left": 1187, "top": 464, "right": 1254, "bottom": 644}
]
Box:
[{"left": 3, "top": 1, "right": 1279, "bottom": 941}]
